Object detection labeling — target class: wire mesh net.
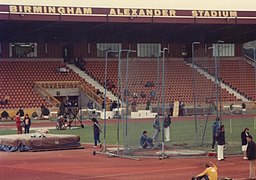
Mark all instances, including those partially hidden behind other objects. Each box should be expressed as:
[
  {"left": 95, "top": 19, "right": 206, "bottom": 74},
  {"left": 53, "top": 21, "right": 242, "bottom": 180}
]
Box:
[{"left": 102, "top": 44, "right": 256, "bottom": 157}]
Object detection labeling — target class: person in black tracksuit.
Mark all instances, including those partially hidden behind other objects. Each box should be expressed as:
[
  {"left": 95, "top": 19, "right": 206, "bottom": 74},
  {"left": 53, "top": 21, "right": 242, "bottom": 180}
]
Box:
[
  {"left": 164, "top": 113, "right": 171, "bottom": 142},
  {"left": 246, "top": 135, "right": 256, "bottom": 179},
  {"left": 216, "top": 125, "right": 225, "bottom": 161},
  {"left": 92, "top": 118, "right": 101, "bottom": 148},
  {"left": 23, "top": 114, "right": 31, "bottom": 134},
  {"left": 241, "top": 127, "right": 250, "bottom": 159},
  {"left": 212, "top": 117, "right": 220, "bottom": 151}
]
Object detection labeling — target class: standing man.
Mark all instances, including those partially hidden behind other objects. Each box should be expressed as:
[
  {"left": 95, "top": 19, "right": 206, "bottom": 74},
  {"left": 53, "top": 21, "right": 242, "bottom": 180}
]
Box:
[
  {"left": 18, "top": 107, "right": 25, "bottom": 120},
  {"left": 216, "top": 125, "right": 225, "bottom": 161},
  {"left": 169, "top": 101, "right": 174, "bottom": 116},
  {"left": 164, "top": 113, "right": 171, "bottom": 142},
  {"left": 212, "top": 117, "right": 220, "bottom": 151},
  {"left": 241, "top": 127, "right": 250, "bottom": 160},
  {"left": 152, "top": 114, "right": 160, "bottom": 148},
  {"left": 92, "top": 118, "right": 102, "bottom": 148},
  {"left": 24, "top": 114, "right": 31, "bottom": 134},
  {"left": 15, "top": 112, "right": 22, "bottom": 134},
  {"left": 246, "top": 135, "right": 256, "bottom": 179}
]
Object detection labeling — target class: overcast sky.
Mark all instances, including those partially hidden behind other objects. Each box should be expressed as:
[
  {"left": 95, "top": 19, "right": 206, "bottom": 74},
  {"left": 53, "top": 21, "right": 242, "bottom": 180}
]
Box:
[{"left": 0, "top": 0, "right": 256, "bottom": 11}]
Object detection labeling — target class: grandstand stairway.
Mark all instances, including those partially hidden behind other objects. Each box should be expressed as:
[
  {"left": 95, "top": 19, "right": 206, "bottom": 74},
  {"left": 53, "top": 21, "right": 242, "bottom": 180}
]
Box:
[
  {"left": 187, "top": 63, "right": 250, "bottom": 102},
  {"left": 66, "top": 64, "right": 118, "bottom": 102}
]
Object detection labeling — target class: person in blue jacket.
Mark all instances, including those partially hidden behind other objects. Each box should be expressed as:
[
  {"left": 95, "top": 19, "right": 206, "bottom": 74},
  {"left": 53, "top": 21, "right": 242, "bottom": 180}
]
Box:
[
  {"left": 211, "top": 117, "right": 220, "bottom": 151},
  {"left": 140, "top": 131, "right": 154, "bottom": 149}
]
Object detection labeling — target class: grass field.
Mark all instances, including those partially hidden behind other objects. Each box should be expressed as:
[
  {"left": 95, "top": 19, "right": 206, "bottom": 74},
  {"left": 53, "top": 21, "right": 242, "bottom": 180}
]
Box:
[{"left": 1, "top": 115, "right": 255, "bottom": 154}]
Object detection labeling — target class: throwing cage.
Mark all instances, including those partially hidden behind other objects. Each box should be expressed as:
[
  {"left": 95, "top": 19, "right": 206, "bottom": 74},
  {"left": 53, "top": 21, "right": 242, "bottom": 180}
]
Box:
[{"left": 95, "top": 42, "right": 256, "bottom": 159}]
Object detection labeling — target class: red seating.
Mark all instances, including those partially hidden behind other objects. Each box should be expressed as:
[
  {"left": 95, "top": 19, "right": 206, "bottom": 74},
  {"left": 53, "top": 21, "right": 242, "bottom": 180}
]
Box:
[
  {"left": 196, "top": 57, "right": 256, "bottom": 101},
  {"left": 84, "top": 58, "right": 238, "bottom": 105},
  {"left": 0, "top": 60, "right": 85, "bottom": 109}
]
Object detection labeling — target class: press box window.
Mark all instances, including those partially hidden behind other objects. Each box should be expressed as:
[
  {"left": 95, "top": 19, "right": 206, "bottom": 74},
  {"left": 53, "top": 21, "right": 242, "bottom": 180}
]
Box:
[{"left": 9, "top": 43, "right": 37, "bottom": 58}]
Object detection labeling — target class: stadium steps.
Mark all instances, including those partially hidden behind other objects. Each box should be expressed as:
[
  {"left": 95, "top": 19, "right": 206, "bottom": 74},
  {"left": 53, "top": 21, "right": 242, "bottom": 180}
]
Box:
[
  {"left": 66, "top": 64, "right": 118, "bottom": 102},
  {"left": 187, "top": 63, "right": 250, "bottom": 102}
]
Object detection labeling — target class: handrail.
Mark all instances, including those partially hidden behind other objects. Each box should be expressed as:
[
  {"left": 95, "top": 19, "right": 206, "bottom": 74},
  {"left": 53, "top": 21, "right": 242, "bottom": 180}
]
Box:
[
  {"left": 79, "top": 84, "right": 110, "bottom": 110},
  {"left": 36, "top": 81, "right": 80, "bottom": 84},
  {"left": 35, "top": 81, "right": 110, "bottom": 110},
  {"left": 34, "top": 83, "right": 60, "bottom": 106}
]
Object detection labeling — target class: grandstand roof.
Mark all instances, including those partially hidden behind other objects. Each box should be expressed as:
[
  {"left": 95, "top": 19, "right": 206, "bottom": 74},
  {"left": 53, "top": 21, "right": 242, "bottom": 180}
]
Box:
[
  {"left": 0, "top": 21, "right": 255, "bottom": 43},
  {"left": 0, "top": 1, "right": 256, "bottom": 43}
]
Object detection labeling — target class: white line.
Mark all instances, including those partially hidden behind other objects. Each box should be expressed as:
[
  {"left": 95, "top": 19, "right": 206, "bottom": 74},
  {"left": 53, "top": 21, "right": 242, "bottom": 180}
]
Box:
[
  {"left": 219, "top": 172, "right": 248, "bottom": 180},
  {"left": 73, "top": 162, "right": 235, "bottom": 180}
]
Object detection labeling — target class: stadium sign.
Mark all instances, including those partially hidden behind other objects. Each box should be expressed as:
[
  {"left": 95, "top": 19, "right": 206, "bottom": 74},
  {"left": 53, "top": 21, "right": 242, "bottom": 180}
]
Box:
[
  {"left": 9, "top": 5, "right": 238, "bottom": 18},
  {"left": 9, "top": 6, "right": 93, "bottom": 15}
]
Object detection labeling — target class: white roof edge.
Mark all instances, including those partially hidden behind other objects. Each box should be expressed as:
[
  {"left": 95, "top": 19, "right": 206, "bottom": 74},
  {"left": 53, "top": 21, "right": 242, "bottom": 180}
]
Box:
[{"left": 0, "top": 0, "right": 256, "bottom": 11}]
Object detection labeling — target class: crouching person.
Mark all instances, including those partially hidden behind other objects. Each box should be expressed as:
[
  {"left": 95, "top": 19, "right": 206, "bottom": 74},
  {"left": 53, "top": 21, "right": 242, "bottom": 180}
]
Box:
[
  {"left": 140, "top": 131, "right": 154, "bottom": 149},
  {"left": 194, "top": 162, "right": 218, "bottom": 180}
]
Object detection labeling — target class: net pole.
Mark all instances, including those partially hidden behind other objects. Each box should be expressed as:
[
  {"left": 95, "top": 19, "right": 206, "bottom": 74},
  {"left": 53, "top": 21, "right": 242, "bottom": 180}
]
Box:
[
  {"left": 214, "top": 46, "right": 219, "bottom": 123},
  {"left": 216, "top": 41, "right": 224, "bottom": 124},
  {"left": 120, "top": 55, "right": 125, "bottom": 153},
  {"left": 217, "top": 41, "right": 224, "bottom": 123},
  {"left": 244, "top": 46, "right": 256, "bottom": 100},
  {"left": 122, "top": 50, "right": 136, "bottom": 151},
  {"left": 124, "top": 50, "right": 136, "bottom": 139},
  {"left": 254, "top": 48, "right": 256, "bottom": 101},
  {"left": 161, "top": 48, "right": 168, "bottom": 157},
  {"left": 124, "top": 52, "right": 129, "bottom": 143},
  {"left": 155, "top": 53, "right": 161, "bottom": 151},
  {"left": 247, "top": 47, "right": 256, "bottom": 101},
  {"left": 117, "top": 50, "right": 123, "bottom": 155},
  {"left": 103, "top": 50, "right": 119, "bottom": 152},
  {"left": 118, "top": 49, "right": 136, "bottom": 155},
  {"left": 192, "top": 42, "right": 200, "bottom": 146},
  {"left": 202, "top": 60, "right": 217, "bottom": 145},
  {"left": 157, "top": 53, "right": 160, "bottom": 121}
]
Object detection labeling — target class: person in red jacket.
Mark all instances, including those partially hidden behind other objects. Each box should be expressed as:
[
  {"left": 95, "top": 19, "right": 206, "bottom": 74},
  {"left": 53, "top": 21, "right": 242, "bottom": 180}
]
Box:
[{"left": 15, "top": 112, "right": 22, "bottom": 134}]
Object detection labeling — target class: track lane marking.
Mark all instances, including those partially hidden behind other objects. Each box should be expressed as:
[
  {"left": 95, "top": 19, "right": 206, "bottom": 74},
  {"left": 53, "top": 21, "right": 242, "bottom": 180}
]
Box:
[{"left": 74, "top": 162, "right": 235, "bottom": 180}]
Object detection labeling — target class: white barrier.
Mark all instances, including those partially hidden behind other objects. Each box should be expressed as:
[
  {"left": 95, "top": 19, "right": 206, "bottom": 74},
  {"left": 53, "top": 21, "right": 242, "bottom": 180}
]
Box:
[
  {"left": 50, "top": 111, "right": 58, "bottom": 119},
  {"left": 131, "top": 110, "right": 157, "bottom": 119},
  {"left": 223, "top": 105, "right": 243, "bottom": 114},
  {"left": 100, "top": 111, "right": 114, "bottom": 119}
]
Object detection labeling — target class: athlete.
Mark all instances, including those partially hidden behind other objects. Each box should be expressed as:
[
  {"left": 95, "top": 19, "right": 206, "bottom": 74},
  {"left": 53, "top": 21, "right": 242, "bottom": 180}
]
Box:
[{"left": 194, "top": 162, "right": 218, "bottom": 180}]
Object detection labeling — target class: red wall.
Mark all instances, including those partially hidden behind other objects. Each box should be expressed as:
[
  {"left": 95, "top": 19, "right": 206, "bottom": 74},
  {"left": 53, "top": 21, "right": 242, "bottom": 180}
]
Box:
[
  {"left": 0, "top": 41, "right": 243, "bottom": 58},
  {"left": 0, "top": 42, "right": 9, "bottom": 58},
  {"left": 74, "top": 42, "right": 88, "bottom": 58}
]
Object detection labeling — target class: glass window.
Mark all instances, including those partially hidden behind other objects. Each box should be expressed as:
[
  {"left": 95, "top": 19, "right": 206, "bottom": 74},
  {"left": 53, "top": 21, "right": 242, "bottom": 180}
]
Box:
[
  {"left": 9, "top": 42, "right": 37, "bottom": 58},
  {"left": 96, "top": 43, "right": 121, "bottom": 57},
  {"left": 212, "top": 43, "right": 235, "bottom": 57},
  {"left": 137, "top": 43, "right": 161, "bottom": 58}
]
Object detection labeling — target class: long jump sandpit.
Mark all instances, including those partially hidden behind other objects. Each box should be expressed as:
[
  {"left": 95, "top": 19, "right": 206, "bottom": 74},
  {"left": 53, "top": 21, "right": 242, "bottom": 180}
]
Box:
[{"left": 0, "top": 133, "right": 83, "bottom": 152}]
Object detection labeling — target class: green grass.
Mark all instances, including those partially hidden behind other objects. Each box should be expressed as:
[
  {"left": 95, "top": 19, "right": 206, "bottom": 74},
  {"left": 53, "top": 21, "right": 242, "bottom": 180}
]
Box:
[{"left": 1, "top": 116, "right": 255, "bottom": 154}]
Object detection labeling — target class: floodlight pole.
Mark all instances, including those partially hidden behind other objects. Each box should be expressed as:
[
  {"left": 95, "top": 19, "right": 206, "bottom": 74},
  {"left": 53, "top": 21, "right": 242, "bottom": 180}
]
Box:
[
  {"left": 160, "top": 47, "right": 168, "bottom": 159},
  {"left": 103, "top": 49, "right": 119, "bottom": 153},
  {"left": 192, "top": 41, "right": 200, "bottom": 146}
]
